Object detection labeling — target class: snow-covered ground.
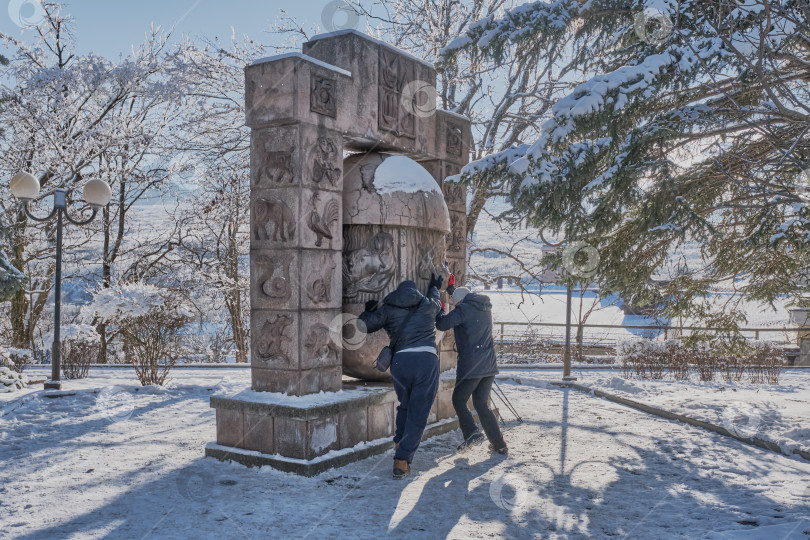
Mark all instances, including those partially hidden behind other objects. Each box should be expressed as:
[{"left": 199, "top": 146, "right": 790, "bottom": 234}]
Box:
[
  {"left": 539, "top": 369, "right": 810, "bottom": 457},
  {"left": 2, "top": 367, "right": 810, "bottom": 539}
]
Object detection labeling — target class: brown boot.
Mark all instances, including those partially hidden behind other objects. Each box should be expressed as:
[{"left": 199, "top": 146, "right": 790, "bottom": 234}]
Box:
[{"left": 393, "top": 459, "right": 410, "bottom": 479}]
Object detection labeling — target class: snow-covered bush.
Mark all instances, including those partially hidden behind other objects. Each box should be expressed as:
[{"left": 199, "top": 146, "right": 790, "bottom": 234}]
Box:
[
  {"left": 56, "top": 324, "right": 99, "bottom": 380},
  {"left": 0, "top": 364, "right": 29, "bottom": 392},
  {"left": 618, "top": 340, "right": 784, "bottom": 384},
  {"left": 84, "top": 283, "right": 194, "bottom": 386},
  {"left": 2, "top": 348, "right": 33, "bottom": 373},
  {"left": 749, "top": 343, "right": 782, "bottom": 385},
  {"left": 179, "top": 332, "right": 230, "bottom": 364}
]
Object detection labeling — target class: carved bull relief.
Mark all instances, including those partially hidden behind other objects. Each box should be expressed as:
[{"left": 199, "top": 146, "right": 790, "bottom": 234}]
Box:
[{"left": 254, "top": 198, "right": 296, "bottom": 242}]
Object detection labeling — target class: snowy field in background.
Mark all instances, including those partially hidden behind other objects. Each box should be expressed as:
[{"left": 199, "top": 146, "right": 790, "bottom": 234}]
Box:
[
  {"left": 2, "top": 367, "right": 810, "bottom": 539},
  {"left": 483, "top": 286, "right": 794, "bottom": 348}
]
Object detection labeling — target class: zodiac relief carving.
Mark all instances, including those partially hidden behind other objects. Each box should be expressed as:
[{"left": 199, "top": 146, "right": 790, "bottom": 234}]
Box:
[
  {"left": 447, "top": 214, "right": 464, "bottom": 253},
  {"left": 256, "top": 314, "right": 293, "bottom": 363},
  {"left": 377, "top": 48, "right": 415, "bottom": 138},
  {"left": 257, "top": 253, "right": 293, "bottom": 301},
  {"left": 307, "top": 192, "right": 339, "bottom": 247},
  {"left": 343, "top": 231, "right": 396, "bottom": 297},
  {"left": 304, "top": 323, "right": 340, "bottom": 365},
  {"left": 379, "top": 49, "right": 401, "bottom": 90},
  {"left": 310, "top": 75, "right": 337, "bottom": 118},
  {"left": 254, "top": 198, "right": 295, "bottom": 242},
  {"left": 446, "top": 123, "right": 463, "bottom": 157},
  {"left": 258, "top": 140, "right": 295, "bottom": 184},
  {"left": 443, "top": 182, "right": 464, "bottom": 207},
  {"left": 307, "top": 256, "right": 337, "bottom": 304},
  {"left": 379, "top": 87, "right": 400, "bottom": 133},
  {"left": 312, "top": 137, "right": 341, "bottom": 186}
]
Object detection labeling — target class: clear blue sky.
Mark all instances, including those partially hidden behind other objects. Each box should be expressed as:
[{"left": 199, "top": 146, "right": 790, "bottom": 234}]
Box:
[{"left": 1, "top": 0, "right": 352, "bottom": 57}]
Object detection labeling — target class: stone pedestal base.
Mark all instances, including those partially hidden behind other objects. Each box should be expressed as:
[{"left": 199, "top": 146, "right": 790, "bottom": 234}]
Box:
[{"left": 207, "top": 379, "right": 481, "bottom": 476}]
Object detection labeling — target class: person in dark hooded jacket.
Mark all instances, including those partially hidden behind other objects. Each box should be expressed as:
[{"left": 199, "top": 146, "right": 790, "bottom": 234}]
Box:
[
  {"left": 359, "top": 274, "right": 443, "bottom": 479},
  {"left": 436, "top": 281, "right": 507, "bottom": 454}
]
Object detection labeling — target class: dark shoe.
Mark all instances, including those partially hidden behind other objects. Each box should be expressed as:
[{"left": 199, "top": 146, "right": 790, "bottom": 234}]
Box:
[
  {"left": 393, "top": 459, "right": 410, "bottom": 479},
  {"left": 489, "top": 443, "right": 508, "bottom": 455},
  {"left": 457, "top": 432, "right": 486, "bottom": 453}
]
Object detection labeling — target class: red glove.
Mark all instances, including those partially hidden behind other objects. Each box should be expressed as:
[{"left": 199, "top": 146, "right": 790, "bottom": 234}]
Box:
[
  {"left": 440, "top": 301, "right": 446, "bottom": 311},
  {"left": 448, "top": 274, "right": 456, "bottom": 287}
]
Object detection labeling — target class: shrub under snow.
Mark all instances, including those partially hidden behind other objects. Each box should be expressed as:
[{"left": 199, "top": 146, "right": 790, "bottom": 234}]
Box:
[
  {"left": 0, "top": 357, "right": 29, "bottom": 392},
  {"left": 56, "top": 324, "right": 100, "bottom": 380},
  {"left": 2, "top": 348, "right": 33, "bottom": 373},
  {"left": 84, "top": 283, "right": 194, "bottom": 386}
]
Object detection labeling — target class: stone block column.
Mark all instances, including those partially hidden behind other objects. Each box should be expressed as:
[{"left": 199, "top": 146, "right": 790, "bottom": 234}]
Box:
[{"left": 246, "top": 55, "right": 351, "bottom": 395}]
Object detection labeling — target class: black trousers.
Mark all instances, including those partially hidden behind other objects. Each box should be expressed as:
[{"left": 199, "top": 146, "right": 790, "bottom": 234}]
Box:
[{"left": 451, "top": 375, "right": 505, "bottom": 448}]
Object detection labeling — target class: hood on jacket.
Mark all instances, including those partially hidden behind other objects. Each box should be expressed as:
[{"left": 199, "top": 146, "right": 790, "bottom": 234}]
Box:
[
  {"left": 383, "top": 280, "right": 425, "bottom": 308},
  {"left": 462, "top": 293, "right": 492, "bottom": 312}
]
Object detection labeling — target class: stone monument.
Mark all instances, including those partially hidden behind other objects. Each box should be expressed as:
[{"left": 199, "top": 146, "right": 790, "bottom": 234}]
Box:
[{"left": 206, "top": 30, "right": 472, "bottom": 475}]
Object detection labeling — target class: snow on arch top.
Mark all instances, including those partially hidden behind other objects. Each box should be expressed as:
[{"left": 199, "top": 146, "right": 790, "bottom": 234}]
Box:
[
  {"left": 372, "top": 155, "right": 441, "bottom": 195},
  {"left": 342, "top": 152, "right": 450, "bottom": 233}
]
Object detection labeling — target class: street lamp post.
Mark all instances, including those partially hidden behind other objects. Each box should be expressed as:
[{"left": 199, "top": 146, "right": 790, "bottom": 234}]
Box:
[
  {"left": 10, "top": 173, "right": 112, "bottom": 390},
  {"left": 540, "top": 222, "right": 578, "bottom": 382}
]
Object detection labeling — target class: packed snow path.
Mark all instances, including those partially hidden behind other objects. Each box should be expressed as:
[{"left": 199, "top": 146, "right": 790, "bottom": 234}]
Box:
[{"left": 1, "top": 369, "right": 808, "bottom": 539}]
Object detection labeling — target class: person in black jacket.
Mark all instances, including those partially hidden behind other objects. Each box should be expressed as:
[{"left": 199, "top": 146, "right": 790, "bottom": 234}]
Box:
[
  {"left": 436, "top": 281, "right": 507, "bottom": 454},
  {"left": 359, "top": 274, "right": 443, "bottom": 479}
]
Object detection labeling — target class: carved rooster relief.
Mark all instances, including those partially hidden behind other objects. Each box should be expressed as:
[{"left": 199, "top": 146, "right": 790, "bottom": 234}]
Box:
[{"left": 307, "top": 192, "right": 339, "bottom": 247}]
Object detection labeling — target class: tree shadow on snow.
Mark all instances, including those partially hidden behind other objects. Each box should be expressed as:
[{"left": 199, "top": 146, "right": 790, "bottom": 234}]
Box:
[{"left": 8, "top": 387, "right": 810, "bottom": 539}]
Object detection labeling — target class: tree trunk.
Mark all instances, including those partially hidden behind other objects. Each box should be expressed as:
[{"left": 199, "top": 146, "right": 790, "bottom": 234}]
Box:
[
  {"left": 225, "top": 218, "right": 248, "bottom": 363},
  {"left": 466, "top": 187, "right": 489, "bottom": 243}
]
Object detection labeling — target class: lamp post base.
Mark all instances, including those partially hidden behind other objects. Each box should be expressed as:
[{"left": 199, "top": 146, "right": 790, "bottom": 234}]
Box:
[
  {"left": 562, "top": 375, "right": 578, "bottom": 382},
  {"left": 44, "top": 380, "right": 62, "bottom": 390}
]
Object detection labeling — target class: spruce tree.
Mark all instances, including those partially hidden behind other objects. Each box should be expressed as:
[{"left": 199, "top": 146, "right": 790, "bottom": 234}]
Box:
[{"left": 443, "top": 0, "right": 810, "bottom": 331}]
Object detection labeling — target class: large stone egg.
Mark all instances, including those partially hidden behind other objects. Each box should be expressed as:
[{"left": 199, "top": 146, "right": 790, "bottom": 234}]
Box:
[{"left": 341, "top": 152, "right": 451, "bottom": 380}]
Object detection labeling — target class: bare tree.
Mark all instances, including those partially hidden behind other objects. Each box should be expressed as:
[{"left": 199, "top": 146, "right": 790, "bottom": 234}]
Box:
[{"left": 0, "top": 4, "right": 196, "bottom": 356}]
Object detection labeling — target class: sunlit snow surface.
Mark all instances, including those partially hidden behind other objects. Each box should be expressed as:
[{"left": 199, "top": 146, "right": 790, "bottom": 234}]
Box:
[{"left": 1, "top": 366, "right": 808, "bottom": 539}]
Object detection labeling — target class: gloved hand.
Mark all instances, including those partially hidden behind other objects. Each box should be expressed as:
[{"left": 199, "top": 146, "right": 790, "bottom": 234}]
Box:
[
  {"left": 446, "top": 273, "right": 456, "bottom": 296},
  {"left": 428, "top": 273, "right": 444, "bottom": 290},
  {"left": 364, "top": 299, "right": 379, "bottom": 312}
]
